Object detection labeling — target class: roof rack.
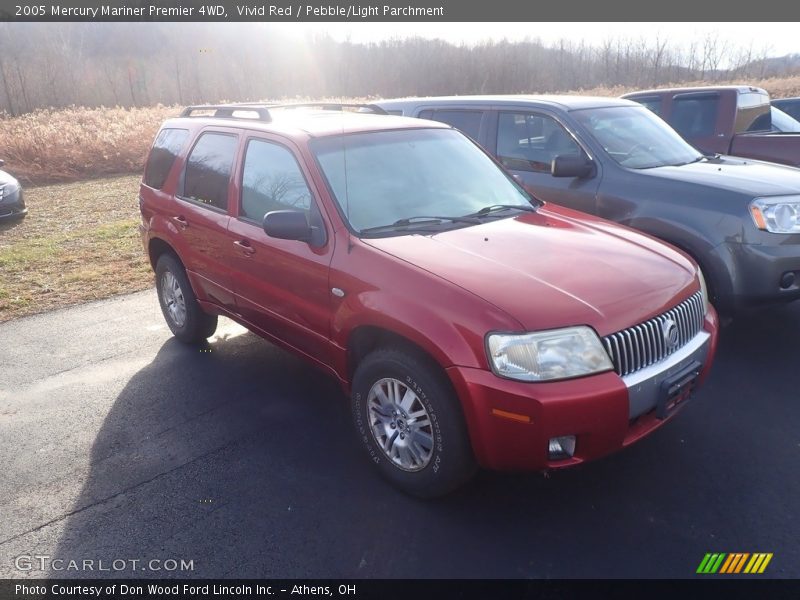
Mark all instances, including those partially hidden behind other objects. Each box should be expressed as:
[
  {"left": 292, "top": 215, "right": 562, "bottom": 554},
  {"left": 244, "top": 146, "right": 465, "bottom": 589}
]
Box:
[
  {"left": 269, "top": 102, "right": 388, "bottom": 115},
  {"left": 178, "top": 102, "right": 389, "bottom": 122},
  {"left": 180, "top": 105, "right": 273, "bottom": 121}
]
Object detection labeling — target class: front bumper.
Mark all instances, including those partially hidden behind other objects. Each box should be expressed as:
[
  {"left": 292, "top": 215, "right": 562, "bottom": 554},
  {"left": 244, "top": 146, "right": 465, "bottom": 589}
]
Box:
[
  {"left": 447, "top": 310, "right": 718, "bottom": 471},
  {"left": 719, "top": 240, "right": 800, "bottom": 308},
  {"left": 0, "top": 187, "right": 27, "bottom": 220}
]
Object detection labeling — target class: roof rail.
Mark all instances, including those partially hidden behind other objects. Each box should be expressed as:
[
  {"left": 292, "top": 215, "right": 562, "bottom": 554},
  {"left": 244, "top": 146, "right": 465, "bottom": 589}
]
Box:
[
  {"left": 269, "top": 102, "right": 388, "bottom": 115},
  {"left": 180, "top": 105, "right": 272, "bottom": 121}
]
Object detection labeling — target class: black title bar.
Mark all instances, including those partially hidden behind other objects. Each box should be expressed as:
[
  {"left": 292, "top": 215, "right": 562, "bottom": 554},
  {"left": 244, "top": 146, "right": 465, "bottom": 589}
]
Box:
[
  {"left": 2, "top": 0, "right": 800, "bottom": 21},
  {"left": 3, "top": 579, "right": 800, "bottom": 600}
]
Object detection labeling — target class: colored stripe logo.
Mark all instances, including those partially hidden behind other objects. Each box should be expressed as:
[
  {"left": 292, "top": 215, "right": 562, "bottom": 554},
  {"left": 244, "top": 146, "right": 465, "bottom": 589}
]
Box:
[{"left": 697, "top": 553, "right": 772, "bottom": 574}]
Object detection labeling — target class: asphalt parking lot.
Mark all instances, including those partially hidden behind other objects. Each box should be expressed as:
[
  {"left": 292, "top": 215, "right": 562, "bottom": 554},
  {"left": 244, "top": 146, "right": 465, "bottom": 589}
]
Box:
[{"left": 0, "top": 290, "right": 797, "bottom": 579}]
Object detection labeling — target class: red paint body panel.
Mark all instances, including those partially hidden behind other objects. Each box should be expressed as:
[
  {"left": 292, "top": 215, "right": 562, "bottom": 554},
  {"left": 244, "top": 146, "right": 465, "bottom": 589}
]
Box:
[
  {"left": 448, "top": 311, "right": 718, "bottom": 470},
  {"left": 730, "top": 134, "right": 800, "bottom": 167},
  {"left": 364, "top": 205, "right": 698, "bottom": 337},
  {"left": 139, "top": 111, "right": 720, "bottom": 472}
]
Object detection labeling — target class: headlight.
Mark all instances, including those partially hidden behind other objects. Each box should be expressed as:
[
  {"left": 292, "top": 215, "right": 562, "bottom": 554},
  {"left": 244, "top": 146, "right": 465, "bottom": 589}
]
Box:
[
  {"left": 750, "top": 196, "right": 800, "bottom": 233},
  {"left": 486, "top": 326, "right": 613, "bottom": 382},
  {"left": 697, "top": 269, "right": 710, "bottom": 315},
  {"left": 0, "top": 181, "right": 19, "bottom": 201}
]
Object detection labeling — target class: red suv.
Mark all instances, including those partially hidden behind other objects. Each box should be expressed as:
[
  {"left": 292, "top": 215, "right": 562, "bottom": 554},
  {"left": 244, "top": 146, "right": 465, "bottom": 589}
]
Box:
[{"left": 139, "top": 104, "right": 719, "bottom": 497}]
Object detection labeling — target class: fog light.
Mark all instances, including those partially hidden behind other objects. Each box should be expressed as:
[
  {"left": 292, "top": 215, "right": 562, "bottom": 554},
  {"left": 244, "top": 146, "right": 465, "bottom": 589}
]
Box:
[
  {"left": 548, "top": 435, "right": 576, "bottom": 460},
  {"left": 780, "top": 272, "right": 796, "bottom": 289}
]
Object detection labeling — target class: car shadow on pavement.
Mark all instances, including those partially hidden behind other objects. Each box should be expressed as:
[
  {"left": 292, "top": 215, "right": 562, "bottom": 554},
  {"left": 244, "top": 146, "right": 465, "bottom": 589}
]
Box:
[{"left": 51, "top": 305, "right": 800, "bottom": 579}]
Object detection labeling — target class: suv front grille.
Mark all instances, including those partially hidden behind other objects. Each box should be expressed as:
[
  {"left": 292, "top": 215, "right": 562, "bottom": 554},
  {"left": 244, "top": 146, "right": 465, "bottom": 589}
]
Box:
[{"left": 602, "top": 292, "right": 704, "bottom": 377}]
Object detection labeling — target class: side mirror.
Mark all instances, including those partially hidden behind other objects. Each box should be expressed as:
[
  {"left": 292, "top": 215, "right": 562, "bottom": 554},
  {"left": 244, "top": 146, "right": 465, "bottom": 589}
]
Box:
[
  {"left": 263, "top": 210, "right": 313, "bottom": 242},
  {"left": 551, "top": 155, "right": 594, "bottom": 178}
]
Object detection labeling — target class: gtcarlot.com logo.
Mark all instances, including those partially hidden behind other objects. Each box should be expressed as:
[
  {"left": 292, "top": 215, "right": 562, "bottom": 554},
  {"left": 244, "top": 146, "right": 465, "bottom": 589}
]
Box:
[
  {"left": 15, "top": 555, "right": 194, "bottom": 573},
  {"left": 696, "top": 552, "right": 773, "bottom": 574}
]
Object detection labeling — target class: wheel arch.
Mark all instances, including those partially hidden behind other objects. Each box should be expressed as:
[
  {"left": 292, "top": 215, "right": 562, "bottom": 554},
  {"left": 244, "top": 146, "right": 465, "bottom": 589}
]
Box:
[
  {"left": 148, "top": 236, "right": 182, "bottom": 271},
  {"left": 346, "top": 325, "right": 446, "bottom": 382},
  {"left": 625, "top": 215, "right": 735, "bottom": 313}
]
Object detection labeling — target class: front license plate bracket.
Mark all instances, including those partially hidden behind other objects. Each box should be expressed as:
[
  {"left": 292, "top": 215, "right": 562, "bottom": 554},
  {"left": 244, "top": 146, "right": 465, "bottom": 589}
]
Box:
[{"left": 657, "top": 360, "right": 702, "bottom": 419}]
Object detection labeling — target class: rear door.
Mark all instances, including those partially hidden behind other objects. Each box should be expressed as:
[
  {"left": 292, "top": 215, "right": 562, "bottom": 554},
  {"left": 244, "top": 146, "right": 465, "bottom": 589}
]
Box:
[
  {"left": 663, "top": 91, "right": 728, "bottom": 155},
  {"left": 173, "top": 129, "right": 239, "bottom": 310},
  {"left": 487, "top": 109, "right": 601, "bottom": 214},
  {"left": 227, "top": 135, "right": 335, "bottom": 366}
]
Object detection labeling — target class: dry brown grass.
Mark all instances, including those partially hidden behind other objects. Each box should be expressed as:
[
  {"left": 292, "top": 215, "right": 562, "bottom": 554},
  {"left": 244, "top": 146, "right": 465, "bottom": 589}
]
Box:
[
  {"left": 2, "top": 79, "right": 800, "bottom": 187},
  {"left": 0, "top": 105, "right": 181, "bottom": 185},
  {"left": 0, "top": 175, "right": 152, "bottom": 322}
]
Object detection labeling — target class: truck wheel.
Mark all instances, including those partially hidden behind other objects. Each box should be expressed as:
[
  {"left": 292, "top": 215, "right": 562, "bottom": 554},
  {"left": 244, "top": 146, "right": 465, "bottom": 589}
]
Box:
[
  {"left": 155, "top": 253, "right": 218, "bottom": 343},
  {"left": 351, "top": 347, "right": 476, "bottom": 498}
]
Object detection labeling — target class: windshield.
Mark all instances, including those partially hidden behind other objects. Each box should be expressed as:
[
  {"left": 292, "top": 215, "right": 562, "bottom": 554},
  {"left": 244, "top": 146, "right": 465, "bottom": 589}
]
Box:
[
  {"left": 572, "top": 106, "right": 703, "bottom": 169},
  {"left": 312, "top": 128, "right": 534, "bottom": 235},
  {"left": 770, "top": 106, "right": 800, "bottom": 133}
]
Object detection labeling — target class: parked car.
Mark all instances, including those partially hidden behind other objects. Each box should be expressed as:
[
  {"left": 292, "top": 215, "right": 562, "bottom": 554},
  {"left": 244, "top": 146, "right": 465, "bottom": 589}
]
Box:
[
  {"left": 621, "top": 86, "right": 800, "bottom": 167},
  {"left": 0, "top": 160, "right": 26, "bottom": 221},
  {"left": 376, "top": 95, "right": 800, "bottom": 314},
  {"left": 769, "top": 106, "right": 800, "bottom": 133},
  {"left": 772, "top": 97, "right": 800, "bottom": 122},
  {"left": 139, "top": 103, "right": 717, "bottom": 497}
]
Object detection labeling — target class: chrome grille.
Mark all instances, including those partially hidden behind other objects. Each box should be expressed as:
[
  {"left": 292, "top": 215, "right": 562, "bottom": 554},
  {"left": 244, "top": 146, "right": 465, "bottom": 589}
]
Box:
[{"left": 603, "top": 292, "right": 704, "bottom": 377}]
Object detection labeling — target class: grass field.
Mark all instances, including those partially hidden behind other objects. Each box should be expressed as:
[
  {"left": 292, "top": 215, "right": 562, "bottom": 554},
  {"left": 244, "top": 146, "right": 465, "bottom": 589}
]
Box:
[{"left": 0, "top": 176, "right": 152, "bottom": 322}]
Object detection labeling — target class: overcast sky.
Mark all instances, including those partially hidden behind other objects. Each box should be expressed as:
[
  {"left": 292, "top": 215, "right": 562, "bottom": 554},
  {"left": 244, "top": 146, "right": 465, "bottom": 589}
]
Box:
[{"left": 286, "top": 22, "right": 799, "bottom": 57}]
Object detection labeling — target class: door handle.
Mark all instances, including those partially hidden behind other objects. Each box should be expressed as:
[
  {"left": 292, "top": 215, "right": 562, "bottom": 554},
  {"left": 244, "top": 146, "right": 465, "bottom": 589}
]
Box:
[
  {"left": 233, "top": 240, "right": 256, "bottom": 255},
  {"left": 171, "top": 215, "right": 189, "bottom": 229}
]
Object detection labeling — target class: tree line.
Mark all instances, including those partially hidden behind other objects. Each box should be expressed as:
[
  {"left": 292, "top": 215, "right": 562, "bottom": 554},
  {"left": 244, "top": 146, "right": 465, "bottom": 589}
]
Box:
[{"left": 0, "top": 23, "right": 791, "bottom": 116}]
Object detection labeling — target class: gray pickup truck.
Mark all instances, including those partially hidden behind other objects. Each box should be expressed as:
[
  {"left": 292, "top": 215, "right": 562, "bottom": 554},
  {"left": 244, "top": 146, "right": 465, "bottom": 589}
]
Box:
[{"left": 376, "top": 95, "right": 800, "bottom": 314}]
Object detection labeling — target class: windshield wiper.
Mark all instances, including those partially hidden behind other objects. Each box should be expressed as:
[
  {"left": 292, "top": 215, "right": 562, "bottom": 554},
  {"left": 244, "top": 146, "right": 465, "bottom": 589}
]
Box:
[
  {"left": 359, "top": 215, "right": 481, "bottom": 236},
  {"left": 464, "top": 204, "right": 537, "bottom": 218},
  {"left": 668, "top": 156, "right": 706, "bottom": 167}
]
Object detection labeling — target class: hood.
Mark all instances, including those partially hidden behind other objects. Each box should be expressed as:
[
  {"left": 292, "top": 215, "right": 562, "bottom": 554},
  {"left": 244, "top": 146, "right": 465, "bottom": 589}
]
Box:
[
  {"left": 640, "top": 156, "right": 800, "bottom": 197},
  {"left": 363, "top": 208, "right": 697, "bottom": 336}
]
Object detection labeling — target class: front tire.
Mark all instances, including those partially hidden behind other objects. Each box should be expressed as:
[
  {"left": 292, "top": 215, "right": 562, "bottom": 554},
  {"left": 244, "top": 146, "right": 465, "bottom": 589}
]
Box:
[
  {"left": 351, "top": 347, "right": 476, "bottom": 498},
  {"left": 155, "top": 253, "right": 217, "bottom": 343}
]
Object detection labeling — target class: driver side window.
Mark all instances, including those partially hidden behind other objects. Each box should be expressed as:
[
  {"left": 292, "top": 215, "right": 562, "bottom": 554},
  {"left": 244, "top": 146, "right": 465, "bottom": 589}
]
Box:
[
  {"left": 496, "top": 112, "right": 581, "bottom": 173},
  {"left": 240, "top": 139, "right": 313, "bottom": 222}
]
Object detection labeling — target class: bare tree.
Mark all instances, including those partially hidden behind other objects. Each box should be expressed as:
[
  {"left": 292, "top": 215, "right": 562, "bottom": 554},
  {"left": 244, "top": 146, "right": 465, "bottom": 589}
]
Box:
[{"left": 0, "top": 23, "right": 795, "bottom": 115}]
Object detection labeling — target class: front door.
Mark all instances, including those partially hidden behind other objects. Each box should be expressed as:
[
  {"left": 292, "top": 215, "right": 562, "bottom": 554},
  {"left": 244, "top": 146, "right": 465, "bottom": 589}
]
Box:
[
  {"left": 227, "top": 136, "right": 334, "bottom": 367},
  {"left": 490, "top": 110, "right": 601, "bottom": 215}
]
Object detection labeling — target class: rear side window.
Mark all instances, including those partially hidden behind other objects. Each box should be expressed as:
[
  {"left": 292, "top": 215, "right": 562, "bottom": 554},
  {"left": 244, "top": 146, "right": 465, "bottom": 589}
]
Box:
[
  {"left": 144, "top": 128, "right": 189, "bottom": 190},
  {"left": 669, "top": 95, "right": 718, "bottom": 138},
  {"left": 240, "top": 140, "right": 312, "bottom": 221},
  {"left": 417, "top": 109, "right": 482, "bottom": 140},
  {"left": 182, "top": 132, "right": 237, "bottom": 211}
]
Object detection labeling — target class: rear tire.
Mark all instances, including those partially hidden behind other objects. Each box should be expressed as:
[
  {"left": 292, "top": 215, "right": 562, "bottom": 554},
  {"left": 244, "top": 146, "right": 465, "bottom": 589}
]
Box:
[
  {"left": 155, "top": 253, "right": 217, "bottom": 343},
  {"left": 351, "top": 347, "right": 476, "bottom": 498}
]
